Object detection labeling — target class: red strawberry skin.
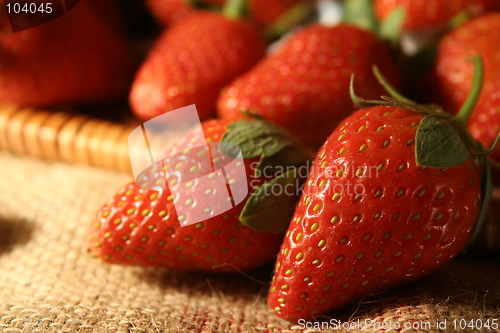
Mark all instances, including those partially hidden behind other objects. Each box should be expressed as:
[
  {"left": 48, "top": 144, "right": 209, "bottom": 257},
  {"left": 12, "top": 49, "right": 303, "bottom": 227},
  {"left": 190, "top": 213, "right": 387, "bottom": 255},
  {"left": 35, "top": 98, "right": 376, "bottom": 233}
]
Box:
[
  {"left": 469, "top": 86, "right": 500, "bottom": 162},
  {"left": 428, "top": 13, "right": 500, "bottom": 114},
  {"left": 146, "top": 0, "right": 308, "bottom": 29},
  {"left": 249, "top": 0, "right": 309, "bottom": 28},
  {"left": 217, "top": 24, "right": 400, "bottom": 146},
  {"left": 374, "top": 0, "right": 499, "bottom": 31},
  {"left": 129, "top": 11, "right": 266, "bottom": 121},
  {"left": 468, "top": 84, "right": 500, "bottom": 184},
  {"left": 89, "top": 119, "right": 285, "bottom": 272},
  {"left": 0, "top": 0, "right": 133, "bottom": 107},
  {"left": 268, "top": 106, "right": 483, "bottom": 321},
  {"left": 90, "top": 182, "right": 284, "bottom": 272}
]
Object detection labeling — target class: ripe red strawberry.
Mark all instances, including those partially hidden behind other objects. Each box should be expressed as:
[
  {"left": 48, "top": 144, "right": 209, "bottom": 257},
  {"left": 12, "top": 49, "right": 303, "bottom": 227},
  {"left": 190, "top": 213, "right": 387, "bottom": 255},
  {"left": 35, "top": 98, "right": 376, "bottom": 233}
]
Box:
[
  {"left": 129, "top": 2, "right": 266, "bottom": 121},
  {"left": 89, "top": 118, "right": 312, "bottom": 272},
  {"left": 268, "top": 58, "right": 492, "bottom": 320},
  {"left": 374, "top": 0, "right": 499, "bottom": 31},
  {"left": 146, "top": 0, "right": 309, "bottom": 29},
  {"left": 268, "top": 103, "right": 487, "bottom": 321},
  {"left": 0, "top": 0, "right": 133, "bottom": 107},
  {"left": 90, "top": 182, "right": 284, "bottom": 272},
  {"left": 428, "top": 13, "right": 500, "bottom": 114},
  {"left": 217, "top": 24, "right": 400, "bottom": 147}
]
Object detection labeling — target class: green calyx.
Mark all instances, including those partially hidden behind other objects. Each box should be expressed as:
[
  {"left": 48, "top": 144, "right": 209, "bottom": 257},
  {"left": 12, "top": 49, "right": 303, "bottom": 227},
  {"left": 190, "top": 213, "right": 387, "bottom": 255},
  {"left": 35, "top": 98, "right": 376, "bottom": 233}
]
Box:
[
  {"left": 416, "top": 55, "right": 487, "bottom": 167},
  {"left": 352, "top": 54, "right": 498, "bottom": 251},
  {"left": 221, "top": 118, "right": 313, "bottom": 234},
  {"left": 221, "top": 117, "right": 312, "bottom": 175},
  {"left": 415, "top": 116, "right": 472, "bottom": 167},
  {"left": 239, "top": 167, "right": 305, "bottom": 234},
  {"left": 343, "top": 0, "right": 405, "bottom": 45},
  {"left": 222, "top": 0, "right": 248, "bottom": 20},
  {"left": 184, "top": 0, "right": 248, "bottom": 19},
  {"left": 378, "top": 7, "right": 405, "bottom": 46},
  {"left": 351, "top": 55, "right": 489, "bottom": 169},
  {"left": 343, "top": 0, "right": 379, "bottom": 32}
]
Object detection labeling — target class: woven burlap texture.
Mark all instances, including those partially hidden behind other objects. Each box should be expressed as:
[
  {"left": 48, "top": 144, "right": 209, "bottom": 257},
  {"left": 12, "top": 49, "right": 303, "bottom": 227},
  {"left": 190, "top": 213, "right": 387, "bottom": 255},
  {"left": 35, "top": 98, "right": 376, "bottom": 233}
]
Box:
[{"left": 0, "top": 152, "right": 499, "bottom": 333}]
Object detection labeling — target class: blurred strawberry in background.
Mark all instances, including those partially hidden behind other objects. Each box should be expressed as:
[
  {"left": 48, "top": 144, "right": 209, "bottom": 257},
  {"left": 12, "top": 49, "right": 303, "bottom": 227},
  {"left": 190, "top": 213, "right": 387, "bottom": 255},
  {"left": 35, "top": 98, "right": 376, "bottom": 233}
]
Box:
[
  {"left": 218, "top": 24, "right": 401, "bottom": 146},
  {"left": 249, "top": 0, "right": 311, "bottom": 29},
  {"left": 146, "top": 0, "right": 310, "bottom": 30},
  {"left": 0, "top": 0, "right": 134, "bottom": 107},
  {"left": 146, "top": 0, "right": 225, "bottom": 26},
  {"left": 374, "top": 0, "right": 500, "bottom": 31},
  {"left": 468, "top": 83, "right": 500, "bottom": 185},
  {"left": 428, "top": 13, "right": 500, "bottom": 113},
  {"left": 129, "top": 0, "right": 267, "bottom": 121},
  {"left": 425, "top": 13, "right": 500, "bottom": 184}
]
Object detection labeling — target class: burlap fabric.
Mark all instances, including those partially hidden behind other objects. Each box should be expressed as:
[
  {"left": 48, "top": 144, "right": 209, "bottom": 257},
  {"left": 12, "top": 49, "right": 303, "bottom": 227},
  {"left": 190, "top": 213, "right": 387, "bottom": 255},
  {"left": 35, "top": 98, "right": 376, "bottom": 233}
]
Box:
[{"left": 0, "top": 152, "right": 499, "bottom": 333}]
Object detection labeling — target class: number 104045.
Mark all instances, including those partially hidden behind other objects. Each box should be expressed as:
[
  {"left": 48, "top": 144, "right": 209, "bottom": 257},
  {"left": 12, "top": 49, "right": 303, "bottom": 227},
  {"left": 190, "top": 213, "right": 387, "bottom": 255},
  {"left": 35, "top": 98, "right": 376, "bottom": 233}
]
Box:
[{"left": 5, "top": 2, "right": 53, "bottom": 14}]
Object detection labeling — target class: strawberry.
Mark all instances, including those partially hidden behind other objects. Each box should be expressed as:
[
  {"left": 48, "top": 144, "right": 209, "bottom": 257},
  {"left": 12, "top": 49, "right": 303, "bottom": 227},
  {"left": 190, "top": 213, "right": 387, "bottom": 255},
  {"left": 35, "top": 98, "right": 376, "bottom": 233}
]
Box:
[
  {"left": 248, "top": 0, "right": 311, "bottom": 29},
  {"left": 268, "top": 64, "right": 491, "bottom": 321},
  {"left": 425, "top": 13, "right": 500, "bottom": 184},
  {"left": 129, "top": 0, "right": 266, "bottom": 121},
  {"left": 146, "top": 0, "right": 309, "bottom": 29},
  {"left": 89, "top": 117, "right": 312, "bottom": 272},
  {"left": 217, "top": 24, "right": 400, "bottom": 147},
  {"left": 428, "top": 13, "right": 500, "bottom": 114},
  {"left": 374, "top": 0, "right": 499, "bottom": 31},
  {"left": 0, "top": 0, "right": 133, "bottom": 107}
]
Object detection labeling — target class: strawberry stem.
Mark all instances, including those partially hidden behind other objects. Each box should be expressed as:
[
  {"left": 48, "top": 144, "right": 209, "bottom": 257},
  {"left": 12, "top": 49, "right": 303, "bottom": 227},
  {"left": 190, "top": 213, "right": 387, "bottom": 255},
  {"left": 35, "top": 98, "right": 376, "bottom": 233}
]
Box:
[
  {"left": 222, "top": 0, "right": 248, "bottom": 20},
  {"left": 372, "top": 65, "right": 414, "bottom": 104},
  {"left": 456, "top": 54, "right": 484, "bottom": 123},
  {"left": 474, "top": 132, "right": 500, "bottom": 156},
  {"left": 350, "top": 74, "right": 399, "bottom": 107},
  {"left": 349, "top": 74, "right": 364, "bottom": 106},
  {"left": 264, "top": 2, "right": 315, "bottom": 41}
]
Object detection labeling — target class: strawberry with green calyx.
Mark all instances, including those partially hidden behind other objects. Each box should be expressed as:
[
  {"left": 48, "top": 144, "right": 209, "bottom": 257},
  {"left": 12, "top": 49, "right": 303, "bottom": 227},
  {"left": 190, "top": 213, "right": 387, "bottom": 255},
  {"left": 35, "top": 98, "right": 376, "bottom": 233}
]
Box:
[
  {"left": 129, "top": 0, "right": 266, "bottom": 122},
  {"left": 369, "top": 57, "right": 497, "bottom": 242},
  {"left": 343, "top": 0, "right": 406, "bottom": 47},
  {"left": 146, "top": 0, "right": 313, "bottom": 31},
  {"left": 418, "top": 13, "right": 500, "bottom": 183},
  {"left": 374, "top": 0, "right": 499, "bottom": 32},
  {"left": 249, "top": 0, "right": 315, "bottom": 33},
  {"left": 268, "top": 55, "right": 497, "bottom": 322},
  {"left": 217, "top": 23, "right": 401, "bottom": 147},
  {"left": 89, "top": 117, "right": 312, "bottom": 272},
  {"left": 221, "top": 117, "right": 313, "bottom": 233}
]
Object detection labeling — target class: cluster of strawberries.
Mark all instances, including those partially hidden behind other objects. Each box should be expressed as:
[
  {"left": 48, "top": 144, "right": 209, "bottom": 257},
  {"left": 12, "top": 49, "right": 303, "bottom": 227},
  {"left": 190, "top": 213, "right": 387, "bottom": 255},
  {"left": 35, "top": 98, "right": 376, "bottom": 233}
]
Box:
[{"left": 2, "top": 0, "right": 500, "bottom": 323}]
